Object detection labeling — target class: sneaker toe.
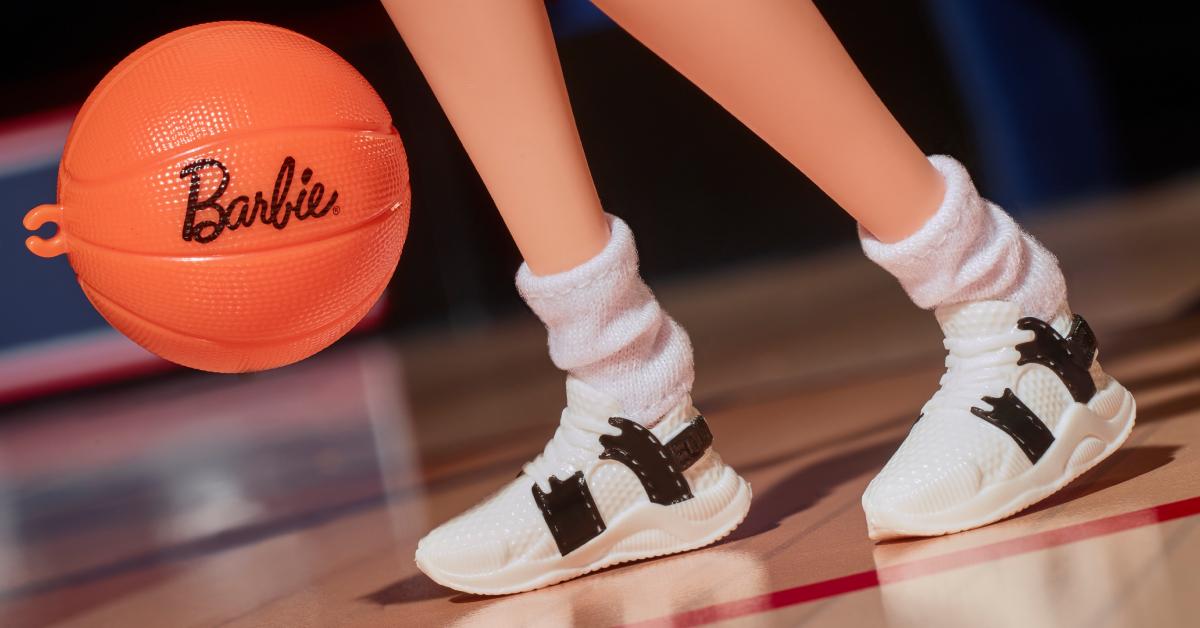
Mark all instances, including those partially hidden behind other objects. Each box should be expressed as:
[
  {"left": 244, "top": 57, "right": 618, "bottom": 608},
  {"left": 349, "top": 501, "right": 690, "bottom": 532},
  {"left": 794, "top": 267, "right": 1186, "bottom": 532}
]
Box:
[
  {"left": 863, "top": 413, "right": 1023, "bottom": 539},
  {"left": 415, "top": 520, "right": 513, "bottom": 578},
  {"left": 862, "top": 460, "right": 983, "bottom": 540},
  {"left": 414, "top": 480, "right": 548, "bottom": 581}
]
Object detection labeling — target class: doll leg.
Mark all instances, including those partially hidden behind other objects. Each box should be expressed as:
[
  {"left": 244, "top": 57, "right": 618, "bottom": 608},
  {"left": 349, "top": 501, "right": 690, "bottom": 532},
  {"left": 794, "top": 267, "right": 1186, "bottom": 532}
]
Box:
[
  {"left": 591, "top": 0, "right": 1062, "bottom": 317},
  {"left": 594, "top": 0, "right": 1133, "bottom": 542},
  {"left": 382, "top": 0, "right": 690, "bottom": 419},
  {"left": 592, "top": 0, "right": 944, "bottom": 243},
  {"left": 381, "top": 0, "right": 608, "bottom": 275},
  {"left": 382, "top": 0, "right": 751, "bottom": 594}
]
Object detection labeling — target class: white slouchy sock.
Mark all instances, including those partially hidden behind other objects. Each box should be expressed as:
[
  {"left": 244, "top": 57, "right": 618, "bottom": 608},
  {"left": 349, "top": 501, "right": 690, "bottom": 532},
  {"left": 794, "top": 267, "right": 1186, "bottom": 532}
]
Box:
[
  {"left": 516, "top": 214, "right": 693, "bottom": 425},
  {"left": 859, "top": 155, "right": 1067, "bottom": 321}
]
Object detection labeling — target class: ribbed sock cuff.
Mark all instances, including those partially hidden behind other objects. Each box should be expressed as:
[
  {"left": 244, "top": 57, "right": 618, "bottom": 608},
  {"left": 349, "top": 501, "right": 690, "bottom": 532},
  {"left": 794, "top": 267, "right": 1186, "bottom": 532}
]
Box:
[
  {"left": 517, "top": 214, "right": 694, "bottom": 423},
  {"left": 859, "top": 155, "right": 1067, "bottom": 321}
]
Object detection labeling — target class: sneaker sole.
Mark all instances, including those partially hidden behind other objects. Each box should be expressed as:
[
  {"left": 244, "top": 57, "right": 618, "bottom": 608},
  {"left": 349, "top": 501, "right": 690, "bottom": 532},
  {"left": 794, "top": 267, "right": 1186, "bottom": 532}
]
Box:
[
  {"left": 415, "top": 465, "right": 753, "bottom": 595},
  {"left": 868, "top": 374, "right": 1137, "bottom": 540}
]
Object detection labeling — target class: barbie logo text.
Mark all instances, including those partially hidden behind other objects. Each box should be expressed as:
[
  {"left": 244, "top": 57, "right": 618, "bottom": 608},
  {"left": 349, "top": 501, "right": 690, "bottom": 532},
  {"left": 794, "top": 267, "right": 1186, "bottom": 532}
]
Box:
[{"left": 179, "top": 156, "right": 340, "bottom": 244}]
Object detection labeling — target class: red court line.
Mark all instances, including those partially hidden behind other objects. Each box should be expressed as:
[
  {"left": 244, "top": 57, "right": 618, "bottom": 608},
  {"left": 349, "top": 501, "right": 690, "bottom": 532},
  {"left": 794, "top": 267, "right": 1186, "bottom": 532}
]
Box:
[{"left": 624, "top": 494, "right": 1200, "bottom": 627}]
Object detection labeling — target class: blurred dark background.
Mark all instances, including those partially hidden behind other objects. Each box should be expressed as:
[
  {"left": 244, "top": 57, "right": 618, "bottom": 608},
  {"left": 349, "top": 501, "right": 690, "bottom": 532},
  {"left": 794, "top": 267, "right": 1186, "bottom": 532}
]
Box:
[
  {"left": 5, "top": 5, "right": 1200, "bottom": 622},
  {"left": 1, "top": 0, "right": 1197, "bottom": 381}
]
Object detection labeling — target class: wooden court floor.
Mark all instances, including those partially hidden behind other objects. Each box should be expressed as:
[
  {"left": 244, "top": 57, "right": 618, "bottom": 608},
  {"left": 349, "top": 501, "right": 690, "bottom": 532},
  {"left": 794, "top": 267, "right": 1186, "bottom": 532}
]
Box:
[{"left": 1, "top": 178, "right": 1198, "bottom": 627}]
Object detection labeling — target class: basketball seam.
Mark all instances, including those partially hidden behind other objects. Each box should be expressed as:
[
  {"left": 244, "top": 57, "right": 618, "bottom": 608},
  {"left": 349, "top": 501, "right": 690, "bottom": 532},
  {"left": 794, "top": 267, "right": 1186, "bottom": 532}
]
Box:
[
  {"left": 65, "top": 24, "right": 227, "bottom": 170},
  {"left": 64, "top": 21, "right": 390, "bottom": 173},
  {"left": 65, "top": 198, "right": 404, "bottom": 259},
  {"left": 62, "top": 124, "right": 402, "bottom": 187},
  {"left": 78, "top": 262, "right": 396, "bottom": 350}
]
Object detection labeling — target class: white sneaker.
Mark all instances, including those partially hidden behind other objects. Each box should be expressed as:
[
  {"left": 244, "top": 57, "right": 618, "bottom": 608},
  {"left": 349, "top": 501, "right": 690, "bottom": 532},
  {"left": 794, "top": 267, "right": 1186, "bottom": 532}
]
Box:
[
  {"left": 863, "top": 301, "right": 1136, "bottom": 540},
  {"left": 414, "top": 378, "right": 752, "bottom": 595}
]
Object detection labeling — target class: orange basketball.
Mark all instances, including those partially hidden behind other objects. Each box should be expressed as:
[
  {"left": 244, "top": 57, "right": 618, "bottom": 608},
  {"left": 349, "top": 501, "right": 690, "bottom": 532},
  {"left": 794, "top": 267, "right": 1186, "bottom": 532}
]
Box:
[{"left": 22, "top": 22, "right": 410, "bottom": 373}]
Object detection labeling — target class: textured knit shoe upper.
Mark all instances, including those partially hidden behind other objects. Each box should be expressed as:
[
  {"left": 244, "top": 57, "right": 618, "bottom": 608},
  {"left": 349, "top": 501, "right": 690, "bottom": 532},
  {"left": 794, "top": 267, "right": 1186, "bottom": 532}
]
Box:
[
  {"left": 862, "top": 300, "right": 1110, "bottom": 539},
  {"left": 414, "top": 377, "right": 733, "bottom": 586}
]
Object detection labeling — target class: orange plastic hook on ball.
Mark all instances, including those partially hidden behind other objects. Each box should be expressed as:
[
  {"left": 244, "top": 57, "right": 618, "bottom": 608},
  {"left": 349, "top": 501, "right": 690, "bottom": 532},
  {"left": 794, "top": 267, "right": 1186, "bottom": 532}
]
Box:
[{"left": 23, "top": 204, "right": 68, "bottom": 258}]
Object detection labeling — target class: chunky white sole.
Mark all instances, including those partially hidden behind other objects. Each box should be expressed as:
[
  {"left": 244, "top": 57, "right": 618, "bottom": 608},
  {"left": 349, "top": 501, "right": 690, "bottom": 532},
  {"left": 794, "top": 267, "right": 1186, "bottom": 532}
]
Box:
[
  {"left": 867, "top": 376, "right": 1137, "bottom": 541},
  {"left": 416, "top": 465, "right": 752, "bottom": 596}
]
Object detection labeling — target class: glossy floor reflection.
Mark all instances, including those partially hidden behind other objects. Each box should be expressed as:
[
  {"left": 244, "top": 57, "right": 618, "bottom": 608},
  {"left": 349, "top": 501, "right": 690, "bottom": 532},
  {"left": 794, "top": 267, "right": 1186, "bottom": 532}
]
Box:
[
  {"left": 876, "top": 513, "right": 1195, "bottom": 628},
  {"left": 0, "top": 342, "right": 426, "bottom": 626},
  {"left": 1, "top": 181, "right": 1199, "bottom": 627}
]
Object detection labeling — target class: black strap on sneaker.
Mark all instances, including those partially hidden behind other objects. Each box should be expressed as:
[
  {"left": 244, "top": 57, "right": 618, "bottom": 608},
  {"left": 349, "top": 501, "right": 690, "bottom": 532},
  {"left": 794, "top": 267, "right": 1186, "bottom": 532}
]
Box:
[
  {"left": 531, "top": 471, "right": 607, "bottom": 556},
  {"left": 972, "top": 389, "right": 1055, "bottom": 464},
  {"left": 600, "top": 417, "right": 694, "bottom": 506},
  {"left": 532, "top": 415, "right": 715, "bottom": 556},
  {"left": 1016, "top": 314, "right": 1098, "bottom": 403}
]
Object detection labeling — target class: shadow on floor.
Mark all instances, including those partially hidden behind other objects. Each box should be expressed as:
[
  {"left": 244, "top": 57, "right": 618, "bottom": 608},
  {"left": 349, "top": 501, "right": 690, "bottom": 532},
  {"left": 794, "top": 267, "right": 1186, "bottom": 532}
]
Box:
[
  {"left": 361, "top": 572, "right": 457, "bottom": 606},
  {"left": 1119, "top": 359, "right": 1200, "bottom": 393},
  {"left": 725, "top": 436, "right": 902, "bottom": 543},
  {"left": 1136, "top": 389, "right": 1200, "bottom": 426},
  {"left": 1018, "top": 444, "right": 1180, "bottom": 519}
]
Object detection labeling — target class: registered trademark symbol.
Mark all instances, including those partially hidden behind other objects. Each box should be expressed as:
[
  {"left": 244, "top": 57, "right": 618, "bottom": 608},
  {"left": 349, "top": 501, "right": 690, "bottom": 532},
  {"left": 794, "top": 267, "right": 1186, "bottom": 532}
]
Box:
[{"left": 332, "top": 206, "right": 341, "bottom": 215}]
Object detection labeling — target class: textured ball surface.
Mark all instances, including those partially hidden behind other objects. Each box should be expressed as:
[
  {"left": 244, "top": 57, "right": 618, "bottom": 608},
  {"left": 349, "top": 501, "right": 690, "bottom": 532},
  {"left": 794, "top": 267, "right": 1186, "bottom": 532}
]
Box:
[{"left": 53, "top": 22, "right": 409, "bottom": 372}]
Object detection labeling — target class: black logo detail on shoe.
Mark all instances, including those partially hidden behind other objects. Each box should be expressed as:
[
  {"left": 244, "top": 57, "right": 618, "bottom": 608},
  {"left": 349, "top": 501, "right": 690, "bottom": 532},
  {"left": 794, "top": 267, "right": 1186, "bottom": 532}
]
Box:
[
  {"left": 664, "top": 416, "right": 714, "bottom": 472},
  {"left": 531, "top": 415, "right": 715, "bottom": 556},
  {"left": 531, "top": 471, "right": 606, "bottom": 556},
  {"left": 180, "top": 156, "right": 339, "bottom": 244},
  {"left": 972, "top": 389, "right": 1055, "bottom": 463},
  {"left": 1017, "top": 315, "right": 1098, "bottom": 403}
]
